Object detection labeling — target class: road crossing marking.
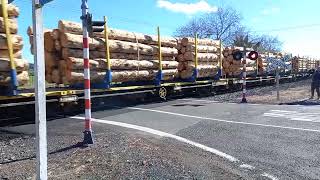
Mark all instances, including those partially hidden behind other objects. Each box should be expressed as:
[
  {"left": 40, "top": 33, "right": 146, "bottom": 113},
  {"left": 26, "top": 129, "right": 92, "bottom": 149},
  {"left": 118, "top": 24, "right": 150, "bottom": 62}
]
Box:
[
  {"left": 126, "top": 106, "right": 320, "bottom": 133},
  {"left": 71, "top": 116, "right": 278, "bottom": 180},
  {"left": 71, "top": 116, "right": 239, "bottom": 162},
  {"left": 263, "top": 110, "right": 320, "bottom": 122}
]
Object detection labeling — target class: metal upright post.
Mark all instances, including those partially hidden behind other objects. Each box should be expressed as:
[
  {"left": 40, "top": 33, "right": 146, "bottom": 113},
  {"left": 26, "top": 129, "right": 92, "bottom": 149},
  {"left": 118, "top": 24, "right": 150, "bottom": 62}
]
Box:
[
  {"left": 276, "top": 66, "right": 280, "bottom": 101},
  {"left": 193, "top": 33, "right": 198, "bottom": 81},
  {"left": 104, "top": 16, "right": 112, "bottom": 88},
  {"left": 1, "top": 0, "right": 18, "bottom": 95},
  {"left": 32, "top": 0, "right": 47, "bottom": 179},
  {"left": 156, "top": 26, "right": 163, "bottom": 86},
  {"left": 241, "top": 48, "right": 247, "bottom": 103},
  {"left": 81, "top": 0, "right": 94, "bottom": 145},
  {"left": 219, "top": 39, "right": 223, "bottom": 77},
  {"left": 256, "top": 56, "right": 259, "bottom": 77}
]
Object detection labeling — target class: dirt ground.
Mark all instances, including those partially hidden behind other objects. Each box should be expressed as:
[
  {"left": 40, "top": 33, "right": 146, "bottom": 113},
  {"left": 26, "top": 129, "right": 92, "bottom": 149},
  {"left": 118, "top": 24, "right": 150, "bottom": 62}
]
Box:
[
  {"left": 0, "top": 128, "right": 247, "bottom": 180},
  {"left": 210, "top": 79, "right": 315, "bottom": 105}
]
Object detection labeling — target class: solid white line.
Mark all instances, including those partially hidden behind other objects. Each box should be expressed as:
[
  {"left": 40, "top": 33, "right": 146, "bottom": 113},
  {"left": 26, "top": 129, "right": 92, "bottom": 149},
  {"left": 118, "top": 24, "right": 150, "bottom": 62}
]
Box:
[
  {"left": 261, "top": 172, "right": 279, "bottom": 180},
  {"left": 180, "top": 98, "right": 275, "bottom": 106},
  {"left": 71, "top": 116, "right": 239, "bottom": 162},
  {"left": 179, "top": 99, "right": 219, "bottom": 103},
  {"left": 127, "top": 107, "right": 320, "bottom": 133}
]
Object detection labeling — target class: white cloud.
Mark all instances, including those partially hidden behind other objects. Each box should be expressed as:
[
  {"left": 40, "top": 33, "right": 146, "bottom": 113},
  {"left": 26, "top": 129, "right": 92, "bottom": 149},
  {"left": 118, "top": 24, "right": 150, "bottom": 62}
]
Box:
[
  {"left": 157, "top": 0, "right": 218, "bottom": 15},
  {"left": 261, "top": 7, "right": 280, "bottom": 15},
  {"left": 284, "top": 42, "right": 320, "bottom": 58}
]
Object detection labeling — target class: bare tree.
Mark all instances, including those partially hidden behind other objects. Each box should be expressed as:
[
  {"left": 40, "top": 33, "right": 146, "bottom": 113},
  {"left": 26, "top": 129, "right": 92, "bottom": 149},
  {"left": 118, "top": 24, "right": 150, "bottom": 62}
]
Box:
[
  {"left": 175, "top": 6, "right": 282, "bottom": 52},
  {"left": 174, "top": 7, "right": 242, "bottom": 45},
  {"left": 255, "top": 35, "right": 282, "bottom": 53},
  {"left": 232, "top": 30, "right": 282, "bottom": 52},
  {"left": 174, "top": 18, "right": 209, "bottom": 38},
  {"left": 204, "top": 8, "right": 242, "bottom": 45}
]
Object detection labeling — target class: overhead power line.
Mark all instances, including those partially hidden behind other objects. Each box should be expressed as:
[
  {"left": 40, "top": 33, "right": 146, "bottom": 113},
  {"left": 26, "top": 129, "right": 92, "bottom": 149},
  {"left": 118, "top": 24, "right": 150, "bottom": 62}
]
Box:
[{"left": 252, "top": 23, "right": 320, "bottom": 33}]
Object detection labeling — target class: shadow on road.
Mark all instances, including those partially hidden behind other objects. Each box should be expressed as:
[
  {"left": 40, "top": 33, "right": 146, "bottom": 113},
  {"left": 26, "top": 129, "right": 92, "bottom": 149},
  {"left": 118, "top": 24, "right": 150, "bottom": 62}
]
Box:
[{"left": 280, "top": 99, "right": 320, "bottom": 106}]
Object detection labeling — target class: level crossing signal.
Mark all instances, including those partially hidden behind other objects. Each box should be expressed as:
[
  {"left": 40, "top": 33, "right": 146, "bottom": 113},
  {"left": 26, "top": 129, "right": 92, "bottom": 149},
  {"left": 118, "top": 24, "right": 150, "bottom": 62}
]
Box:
[
  {"left": 248, "top": 51, "right": 259, "bottom": 60},
  {"left": 87, "top": 13, "right": 105, "bottom": 37},
  {"left": 232, "top": 50, "right": 259, "bottom": 61}
]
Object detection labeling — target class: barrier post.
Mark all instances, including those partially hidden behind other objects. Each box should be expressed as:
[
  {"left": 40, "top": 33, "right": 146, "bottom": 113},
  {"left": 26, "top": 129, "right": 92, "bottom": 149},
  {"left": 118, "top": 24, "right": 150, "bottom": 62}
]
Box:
[
  {"left": 155, "top": 26, "right": 163, "bottom": 86},
  {"left": 81, "top": 0, "right": 94, "bottom": 146},
  {"left": 104, "top": 16, "right": 112, "bottom": 88},
  {"left": 1, "top": 0, "right": 18, "bottom": 95},
  {"left": 241, "top": 48, "right": 247, "bottom": 103},
  {"left": 193, "top": 33, "right": 198, "bottom": 81}
]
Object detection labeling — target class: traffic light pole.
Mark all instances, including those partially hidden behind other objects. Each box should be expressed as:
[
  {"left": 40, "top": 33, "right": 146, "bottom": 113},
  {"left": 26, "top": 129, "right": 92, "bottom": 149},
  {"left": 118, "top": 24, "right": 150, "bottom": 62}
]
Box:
[
  {"left": 81, "top": 0, "right": 94, "bottom": 146},
  {"left": 241, "top": 48, "right": 247, "bottom": 103}
]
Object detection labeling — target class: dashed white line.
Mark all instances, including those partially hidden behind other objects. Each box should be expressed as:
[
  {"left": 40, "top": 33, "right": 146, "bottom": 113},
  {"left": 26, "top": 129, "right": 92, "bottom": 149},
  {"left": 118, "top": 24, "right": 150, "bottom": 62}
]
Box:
[
  {"left": 127, "top": 107, "right": 320, "bottom": 133},
  {"left": 71, "top": 116, "right": 239, "bottom": 162}
]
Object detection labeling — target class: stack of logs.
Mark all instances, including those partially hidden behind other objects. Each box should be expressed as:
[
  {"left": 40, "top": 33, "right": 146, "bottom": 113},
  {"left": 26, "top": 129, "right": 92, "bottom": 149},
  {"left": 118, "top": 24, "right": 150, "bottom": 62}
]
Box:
[
  {"left": 28, "top": 20, "right": 179, "bottom": 85},
  {"left": 222, "top": 47, "right": 259, "bottom": 77},
  {"left": 292, "top": 56, "right": 316, "bottom": 72},
  {"left": 0, "top": 3, "right": 29, "bottom": 86},
  {"left": 260, "top": 53, "right": 292, "bottom": 74},
  {"left": 176, "top": 37, "right": 220, "bottom": 79}
]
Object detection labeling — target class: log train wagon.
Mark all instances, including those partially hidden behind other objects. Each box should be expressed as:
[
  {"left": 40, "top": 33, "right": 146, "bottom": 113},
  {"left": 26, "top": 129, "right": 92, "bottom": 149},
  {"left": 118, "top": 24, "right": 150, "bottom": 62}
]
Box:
[{"left": 0, "top": 5, "right": 317, "bottom": 117}]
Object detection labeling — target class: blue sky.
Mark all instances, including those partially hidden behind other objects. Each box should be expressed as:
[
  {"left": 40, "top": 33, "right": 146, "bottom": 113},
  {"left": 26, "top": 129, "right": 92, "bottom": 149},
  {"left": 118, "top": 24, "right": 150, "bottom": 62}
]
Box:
[{"left": 11, "top": 0, "right": 320, "bottom": 63}]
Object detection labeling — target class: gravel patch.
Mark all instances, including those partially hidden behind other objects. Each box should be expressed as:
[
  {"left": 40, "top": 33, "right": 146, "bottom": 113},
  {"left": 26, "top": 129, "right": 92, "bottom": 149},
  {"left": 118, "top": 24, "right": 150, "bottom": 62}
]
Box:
[
  {"left": 0, "top": 125, "right": 247, "bottom": 180},
  {"left": 208, "top": 79, "right": 315, "bottom": 105}
]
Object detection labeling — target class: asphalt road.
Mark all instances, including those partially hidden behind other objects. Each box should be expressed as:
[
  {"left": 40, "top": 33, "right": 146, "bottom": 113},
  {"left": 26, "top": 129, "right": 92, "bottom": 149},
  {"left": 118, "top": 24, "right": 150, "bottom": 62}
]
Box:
[{"left": 2, "top": 98, "right": 320, "bottom": 179}]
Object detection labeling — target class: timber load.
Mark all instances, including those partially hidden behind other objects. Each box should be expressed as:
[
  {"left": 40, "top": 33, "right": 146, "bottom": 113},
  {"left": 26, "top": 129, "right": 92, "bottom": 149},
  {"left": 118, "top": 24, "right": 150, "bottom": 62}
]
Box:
[
  {"left": 176, "top": 37, "right": 220, "bottom": 79},
  {"left": 222, "top": 47, "right": 259, "bottom": 77},
  {"left": 259, "top": 53, "right": 293, "bottom": 74},
  {"left": 291, "top": 56, "right": 318, "bottom": 73},
  {"left": 28, "top": 20, "right": 179, "bottom": 84},
  {"left": 0, "top": 3, "right": 29, "bottom": 87}
]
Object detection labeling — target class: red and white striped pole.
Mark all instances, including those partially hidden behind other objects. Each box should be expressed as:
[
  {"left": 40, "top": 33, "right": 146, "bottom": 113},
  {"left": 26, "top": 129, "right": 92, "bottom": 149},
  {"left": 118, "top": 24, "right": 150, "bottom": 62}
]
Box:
[
  {"left": 81, "top": 0, "right": 93, "bottom": 145},
  {"left": 242, "top": 48, "right": 247, "bottom": 103}
]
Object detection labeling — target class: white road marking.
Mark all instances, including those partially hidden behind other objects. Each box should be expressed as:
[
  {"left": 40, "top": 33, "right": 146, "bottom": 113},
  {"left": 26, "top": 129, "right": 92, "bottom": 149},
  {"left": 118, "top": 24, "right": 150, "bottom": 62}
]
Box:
[
  {"left": 72, "top": 116, "right": 278, "bottom": 179},
  {"left": 71, "top": 116, "right": 239, "bottom": 162},
  {"left": 179, "top": 98, "right": 239, "bottom": 105},
  {"left": 179, "top": 99, "right": 219, "bottom": 103},
  {"left": 239, "top": 164, "right": 255, "bottom": 170},
  {"left": 263, "top": 110, "right": 320, "bottom": 122},
  {"left": 127, "top": 107, "right": 320, "bottom": 133},
  {"left": 261, "top": 172, "right": 279, "bottom": 180}
]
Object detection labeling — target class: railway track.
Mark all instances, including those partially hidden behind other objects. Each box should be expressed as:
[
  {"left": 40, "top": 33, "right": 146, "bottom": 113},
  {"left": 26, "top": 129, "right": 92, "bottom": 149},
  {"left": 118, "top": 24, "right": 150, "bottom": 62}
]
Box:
[{"left": 0, "top": 74, "right": 311, "bottom": 127}]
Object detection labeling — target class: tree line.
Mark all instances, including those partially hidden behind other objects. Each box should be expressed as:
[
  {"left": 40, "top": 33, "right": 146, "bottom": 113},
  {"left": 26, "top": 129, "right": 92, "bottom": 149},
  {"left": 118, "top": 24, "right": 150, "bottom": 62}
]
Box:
[{"left": 174, "top": 7, "right": 282, "bottom": 53}]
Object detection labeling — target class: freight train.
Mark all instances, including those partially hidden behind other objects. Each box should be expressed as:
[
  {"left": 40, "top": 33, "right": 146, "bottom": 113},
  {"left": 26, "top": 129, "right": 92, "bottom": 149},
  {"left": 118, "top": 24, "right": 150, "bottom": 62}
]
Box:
[{"left": 0, "top": 3, "right": 318, "bottom": 124}]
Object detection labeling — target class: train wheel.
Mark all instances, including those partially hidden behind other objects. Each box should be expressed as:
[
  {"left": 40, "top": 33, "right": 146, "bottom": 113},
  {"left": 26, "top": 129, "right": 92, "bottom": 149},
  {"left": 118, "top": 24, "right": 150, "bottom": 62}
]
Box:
[{"left": 158, "top": 87, "right": 167, "bottom": 100}]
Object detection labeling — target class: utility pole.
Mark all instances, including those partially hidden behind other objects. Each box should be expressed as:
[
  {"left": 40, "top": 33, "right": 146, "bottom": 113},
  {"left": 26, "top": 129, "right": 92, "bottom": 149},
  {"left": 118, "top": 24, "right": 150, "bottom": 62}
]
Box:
[{"left": 32, "top": 0, "right": 47, "bottom": 179}]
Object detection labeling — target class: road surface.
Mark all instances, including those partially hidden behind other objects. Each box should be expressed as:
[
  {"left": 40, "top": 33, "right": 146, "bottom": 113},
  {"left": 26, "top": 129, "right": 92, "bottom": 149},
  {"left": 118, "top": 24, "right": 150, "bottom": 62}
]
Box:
[{"left": 1, "top": 98, "right": 320, "bottom": 179}]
